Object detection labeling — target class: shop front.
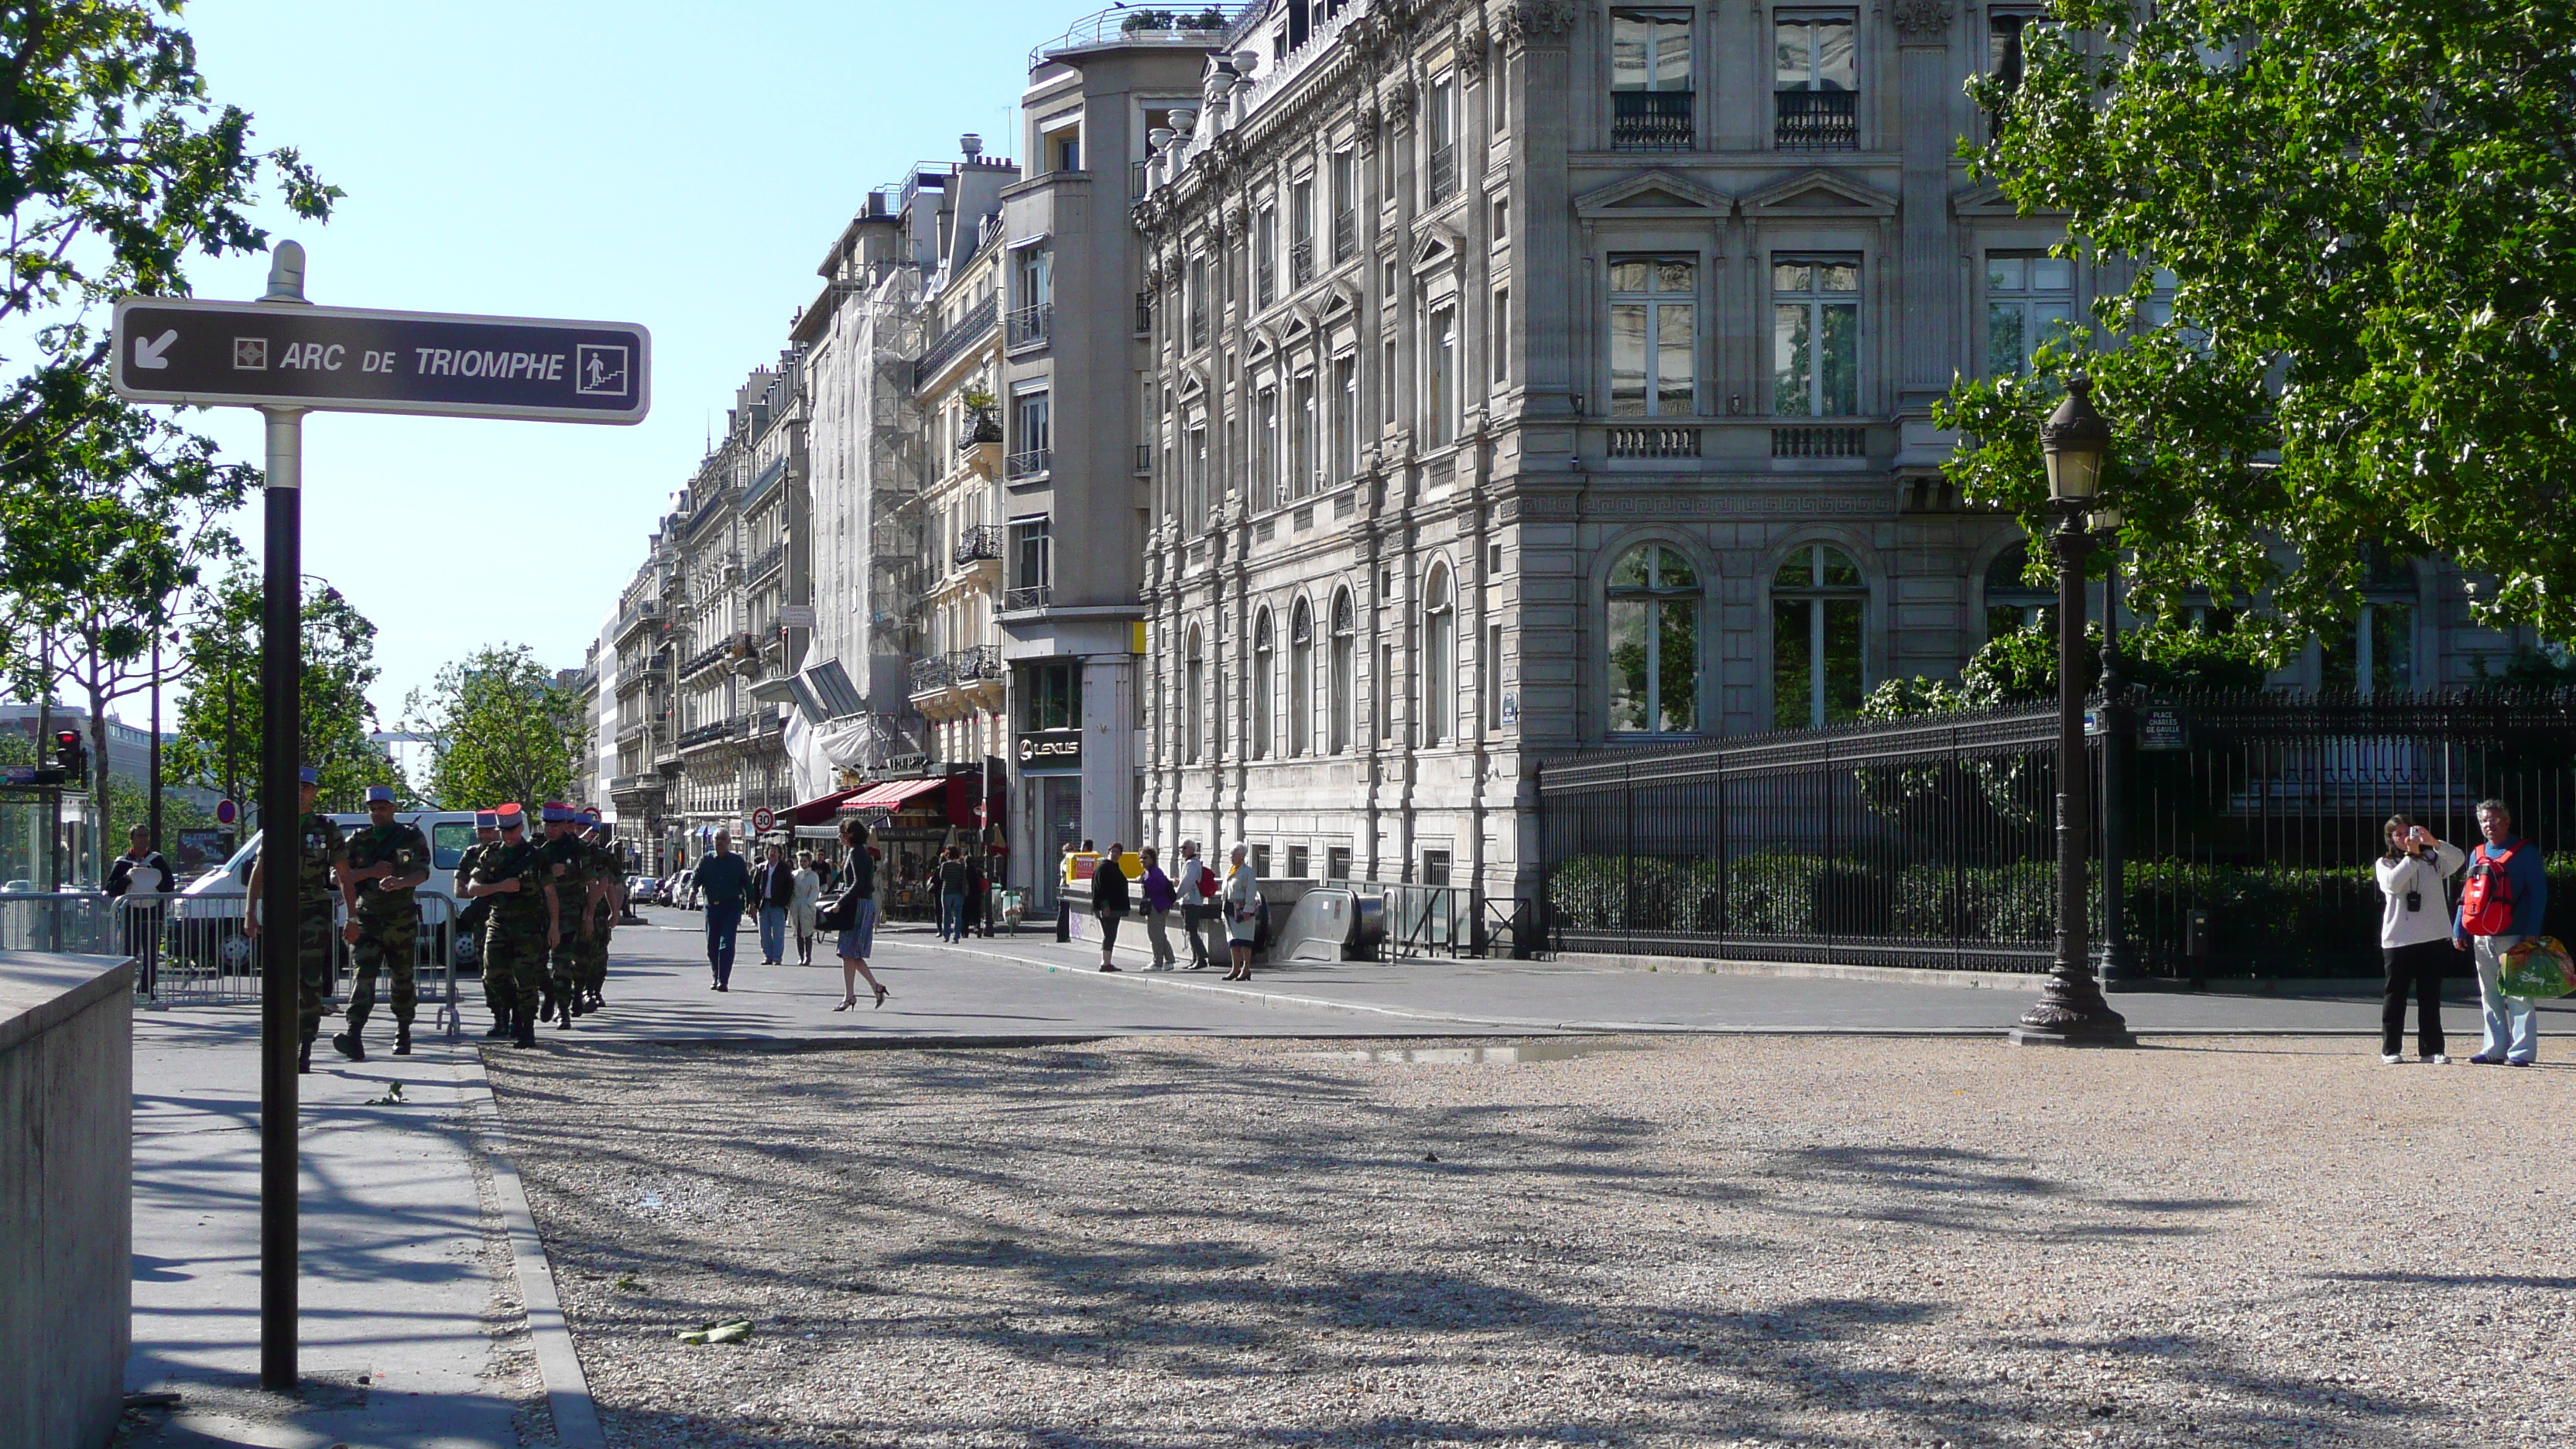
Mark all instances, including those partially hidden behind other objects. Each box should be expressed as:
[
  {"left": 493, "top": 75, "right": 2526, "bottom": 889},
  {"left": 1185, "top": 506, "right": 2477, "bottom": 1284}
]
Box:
[{"left": 838, "top": 765, "right": 996, "bottom": 922}]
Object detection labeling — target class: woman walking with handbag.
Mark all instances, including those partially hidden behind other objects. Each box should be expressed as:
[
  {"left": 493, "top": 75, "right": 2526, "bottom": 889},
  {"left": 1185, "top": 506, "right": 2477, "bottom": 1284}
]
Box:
[
  {"left": 1220, "top": 844, "right": 1261, "bottom": 981},
  {"left": 2375, "top": 815, "right": 2462, "bottom": 1064},
  {"left": 828, "top": 819, "right": 891, "bottom": 1011}
]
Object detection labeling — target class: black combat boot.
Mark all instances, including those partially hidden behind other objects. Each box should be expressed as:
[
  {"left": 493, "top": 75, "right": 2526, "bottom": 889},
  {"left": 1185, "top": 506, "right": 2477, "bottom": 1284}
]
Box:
[
  {"left": 512, "top": 1014, "right": 537, "bottom": 1049},
  {"left": 537, "top": 987, "right": 558, "bottom": 1024},
  {"left": 297, "top": 1039, "right": 313, "bottom": 1074},
  {"left": 392, "top": 1023, "right": 413, "bottom": 1057},
  {"left": 555, "top": 995, "right": 574, "bottom": 1030},
  {"left": 332, "top": 1026, "right": 365, "bottom": 1062}
]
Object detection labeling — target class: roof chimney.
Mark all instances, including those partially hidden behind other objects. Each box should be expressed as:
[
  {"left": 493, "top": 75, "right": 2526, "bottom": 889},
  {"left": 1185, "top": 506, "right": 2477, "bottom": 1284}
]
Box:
[{"left": 961, "top": 132, "right": 983, "bottom": 162}]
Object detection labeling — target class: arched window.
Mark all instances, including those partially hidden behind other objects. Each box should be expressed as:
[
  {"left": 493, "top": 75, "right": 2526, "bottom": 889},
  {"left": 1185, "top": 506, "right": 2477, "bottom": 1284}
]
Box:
[
  {"left": 1329, "top": 588, "right": 1355, "bottom": 754},
  {"left": 1423, "top": 566, "right": 1456, "bottom": 745},
  {"left": 1185, "top": 625, "right": 1205, "bottom": 763},
  {"left": 2324, "top": 551, "right": 2418, "bottom": 698},
  {"left": 1984, "top": 540, "right": 2053, "bottom": 642},
  {"left": 1289, "top": 599, "right": 1314, "bottom": 755},
  {"left": 1252, "top": 609, "right": 1276, "bottom": 759},
  {"left": 1772, "top": 543, "right": 1866, "bottom": 729},
  {"left": 1606, "top": 544, "right": 1701, "bottom": 734}
]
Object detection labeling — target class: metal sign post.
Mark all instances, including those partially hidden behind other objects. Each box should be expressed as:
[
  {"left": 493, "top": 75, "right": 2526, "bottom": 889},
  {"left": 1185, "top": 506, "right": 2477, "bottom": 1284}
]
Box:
[{"left": 114, "top": 242, "right": 650, "bottom": 1392}]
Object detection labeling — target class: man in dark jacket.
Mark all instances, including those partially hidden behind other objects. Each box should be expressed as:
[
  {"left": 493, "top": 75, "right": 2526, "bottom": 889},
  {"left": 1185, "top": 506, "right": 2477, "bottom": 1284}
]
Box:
[
  {"left": 1091, "top": 844, "right": 1131, "bottom": 972},
  {"left": 755, "top": 842, "right": 796, "bottom": 964},
  {"left": 693, "top": 831, "right": 755, "bottom": 991}
]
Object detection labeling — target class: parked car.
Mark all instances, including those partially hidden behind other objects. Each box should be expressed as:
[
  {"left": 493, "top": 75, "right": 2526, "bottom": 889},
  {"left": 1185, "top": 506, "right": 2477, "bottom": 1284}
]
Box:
[
  {"left": 172, "top": 810, "right": 485, "bottom": 975},
  {"left": 664, "top": 866, "right": 696, "bottom": 909}
]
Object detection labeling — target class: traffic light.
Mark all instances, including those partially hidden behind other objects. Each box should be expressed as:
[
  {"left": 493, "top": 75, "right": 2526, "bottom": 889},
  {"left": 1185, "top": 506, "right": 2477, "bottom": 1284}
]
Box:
[{"left": 51, "top": 728, "right": 86, "bottom": 780}]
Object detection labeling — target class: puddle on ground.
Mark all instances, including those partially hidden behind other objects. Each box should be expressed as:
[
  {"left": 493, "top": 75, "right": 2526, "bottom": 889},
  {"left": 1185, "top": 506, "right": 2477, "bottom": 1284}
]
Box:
[{"left": 1300, "top": 1040, "right": 1656, "bottom": 1066}]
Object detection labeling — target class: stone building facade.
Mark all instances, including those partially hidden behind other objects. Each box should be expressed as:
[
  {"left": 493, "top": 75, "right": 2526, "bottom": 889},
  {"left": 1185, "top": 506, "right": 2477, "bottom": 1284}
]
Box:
[{"left": 1127, "top": 0, "right": 2513, "bottom": 905}]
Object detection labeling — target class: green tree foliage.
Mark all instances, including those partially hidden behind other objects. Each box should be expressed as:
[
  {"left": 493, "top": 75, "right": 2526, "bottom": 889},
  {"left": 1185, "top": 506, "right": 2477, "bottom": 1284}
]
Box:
[
  {"left": 1941, "top": 1, "right": 2576, "bottom": 653},
  {"left": 1864, "top": 619, "right": 2272, "bottom": 718},
  {"left": 0, "top": 0, "right": 337, "bottom": 679},
  {"left": 167, "top": 566, "right": 402, "bottom": 812},
  {"left": 405, "top": 646, "right": 587, "bottom": 814}
]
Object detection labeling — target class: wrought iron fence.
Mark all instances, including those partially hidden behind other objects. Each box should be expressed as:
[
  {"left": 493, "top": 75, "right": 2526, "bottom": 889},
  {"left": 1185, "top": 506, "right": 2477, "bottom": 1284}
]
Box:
[
  {"left": 1537, "top": 691, "right": 2576, "bottom": 978},
  {"left": 1612, "top": 91, "right": 1694, "bottom": 152},
  {"left": 1775, "top": 88, "right": 1858, "bottom": 149}
]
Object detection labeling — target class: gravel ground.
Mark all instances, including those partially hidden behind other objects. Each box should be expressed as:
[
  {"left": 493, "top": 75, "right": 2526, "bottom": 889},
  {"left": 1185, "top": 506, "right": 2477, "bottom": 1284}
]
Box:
[{"left": 484, "top": 1036, "right": 2575, "bottom": 1449}]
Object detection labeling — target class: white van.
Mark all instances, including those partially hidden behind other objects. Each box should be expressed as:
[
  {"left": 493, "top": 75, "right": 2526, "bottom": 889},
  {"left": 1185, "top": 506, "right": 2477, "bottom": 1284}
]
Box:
[{"left": 175, "top": 810, "right": 485, "bottom": 971}]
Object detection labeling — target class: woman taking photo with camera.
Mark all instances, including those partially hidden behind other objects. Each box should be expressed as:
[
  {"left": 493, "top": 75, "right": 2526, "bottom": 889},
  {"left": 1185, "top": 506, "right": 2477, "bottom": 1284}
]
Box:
[{"left": 2376, "top": 814, "right": 2463, "bottom": 1064}]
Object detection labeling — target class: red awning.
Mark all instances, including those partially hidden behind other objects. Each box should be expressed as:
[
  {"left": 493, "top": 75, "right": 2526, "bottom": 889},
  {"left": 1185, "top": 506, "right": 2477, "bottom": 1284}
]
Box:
[
  {"left": 783, "top": 787, "right": 865, "bottom": 827},
  {"left": 843, "top": 777, "right": 946, "bottom": 811}
]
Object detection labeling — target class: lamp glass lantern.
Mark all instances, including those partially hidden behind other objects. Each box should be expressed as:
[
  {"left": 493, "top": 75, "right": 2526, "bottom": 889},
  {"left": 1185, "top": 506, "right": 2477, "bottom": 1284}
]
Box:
[{"left": 2041, "top": 375, "right": 2110, "bottom": 505}]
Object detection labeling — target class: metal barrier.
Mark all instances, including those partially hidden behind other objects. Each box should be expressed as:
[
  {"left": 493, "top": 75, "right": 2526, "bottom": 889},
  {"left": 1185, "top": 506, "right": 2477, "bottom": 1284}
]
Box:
[{"left": 2, "top": 889, "right": 463, "bottom": 1040}]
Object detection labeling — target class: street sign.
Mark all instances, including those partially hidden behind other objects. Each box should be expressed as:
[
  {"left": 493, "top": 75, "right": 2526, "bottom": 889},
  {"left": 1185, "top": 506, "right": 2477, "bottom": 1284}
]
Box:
[
  {"left": 109, "top": 296, "right": 650, "bottom": 423},
  {"left": 2139, "top": 705, "right": 2188, "bottom": 752},
  {"left": 751, "top": 807, "right": 776, "bottom": 833},
  {"left": 216, "top": 798, "right": 241, "bottom": 825},
  {"left": 2, "top": 765, "right": 67, "bottom": 786}
]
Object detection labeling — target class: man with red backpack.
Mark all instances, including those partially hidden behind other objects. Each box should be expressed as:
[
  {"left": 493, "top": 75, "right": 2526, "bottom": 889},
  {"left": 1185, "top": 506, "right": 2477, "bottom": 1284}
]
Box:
[
  {"left": 1173, "top": 839, "right": 1219, "bottom": 971},
  {"left": 2454, "top": 798, "right": 2550, "bottom": 1066}
]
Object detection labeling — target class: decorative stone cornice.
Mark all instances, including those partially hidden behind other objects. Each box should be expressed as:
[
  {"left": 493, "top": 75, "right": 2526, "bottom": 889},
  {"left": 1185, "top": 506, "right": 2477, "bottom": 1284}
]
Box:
[
  {"left": 1892, "top": 0, "right": 1954, "bottom": 43},
  {"left": 1499, "top": 0, "right": 1577, "bottom": 50}
]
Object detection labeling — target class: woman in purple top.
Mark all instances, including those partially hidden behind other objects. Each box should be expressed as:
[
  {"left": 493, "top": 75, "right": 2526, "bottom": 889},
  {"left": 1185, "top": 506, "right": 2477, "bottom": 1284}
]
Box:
[{"left": 1138, "top": 845, "right": 1179, "bottom": 970}]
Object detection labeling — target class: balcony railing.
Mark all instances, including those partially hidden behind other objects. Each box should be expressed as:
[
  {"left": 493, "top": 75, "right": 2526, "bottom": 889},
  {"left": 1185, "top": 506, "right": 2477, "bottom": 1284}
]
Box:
[
  {"left": 909, "top": 655, "right": 953, "bottom": 693},
  {"left": 1002, "top": 584, "right": 1052, "bottom": 611},
  {"left": 1776, "top": 89, "right": 1858, "bottom": 150},
  {"left": 1289, "top": 238, "right": 1314, "bottom": 289},
  {"left": 1612, "top": 91, "right": 1694, "bottom": 152},
  {"left": 1608, "top": 425, "right": 1702, "bottom": 459},
  {"left": 746, "top": 542, "right": 784, "bottom": 582},
  {"left": 1005, "top": 447, "right": 1051, "bottom": 479},
  {"left": 914, "top": 295, "right": 997, "bottom": 385},
  {"left": 1005, "top": 302, "right": 1053, "bottom": 349},
  {"left": 608, "top": 774, "right": 663, "bottom": 796},
  {"left": 953, "top": 523, "right": 1003, "bottom": 567},
  {"left": 951, "top": 643, "right": 1003, "bottom": 682},
  {"left": 1771, "top": 423, "right": 1869, "bottom": 458},
  {"left": 1427, "top": 143, "right": 1458, "bottom": 204},
  {"left": 676, "top": 719, "right": 734, "bottom": 750},
  {"left": 680, "top": 639, "right": 733, "bottom": 677},
  {"left": 1332, "top": 211, "right": 1356, "bottom": 262}
]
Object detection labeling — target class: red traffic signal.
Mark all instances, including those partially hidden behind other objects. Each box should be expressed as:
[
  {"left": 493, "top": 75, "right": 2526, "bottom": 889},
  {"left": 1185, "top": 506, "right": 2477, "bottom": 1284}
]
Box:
[{"left": 51, "top": 729, "right": 87, "bottom": 779}]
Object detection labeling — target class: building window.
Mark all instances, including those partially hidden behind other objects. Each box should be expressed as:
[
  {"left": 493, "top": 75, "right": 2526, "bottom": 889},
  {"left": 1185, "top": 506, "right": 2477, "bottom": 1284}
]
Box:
[
  {"left": 1252, "top": 609, "right": 1276, "bottom": 759},
  {"left": 1021, "top": 659, "right": 1080, "bottom": 731},
  {"left": 1327, "top": 844, "right": 1352, "bottom": 881},
  {"left": 1485, "top": 622, "right": 1506, "bottom": 730},
  {"left": 1987, "top": 253, "right": 2077, "bottom": 376},
  {"left": 1427, "top": 74, "right": 1458, "bottom": 204},
  {"left": 2137, "top": 265, "right": 2180, "bottom": 331},
  {"left": 1329, "top": 587, "right": 1355, "bottom": 753},
  {"left": 1331, "top": 355, "right": 1358, "bottom": 481},
  {"left": 1185, "top": 626, "right": 1206, "bottom": 763},
  {"left": 1611, "top": 9, "right": 1694, "bottom": 151},
  {"left": 1286, "top": 844, "right": 1309, "bottom": 879},
  {"left": 1048, "top": 125, "right": 1081, "bottom": 173},
  {"left": 1427, "top": 305, "right": 1458, "bottom": 444},
  {"left": 1382, "top": 335, "right": 1399, "bottom": 426},
  {"left": 1009, "top": 517, "right": 1052, "bottom": 605},
  {"left": 1985, "top": 540, "right": 2054, "bottom": 642},
  {"left": 1492, "top": 287, "right": 1510, "bottom": 384},
  {"left": 1377, "top": 639, "right": 1393, "bottom": 742},
  {"left": 1257, "top": 387, "right": 1280, "bottom": 509},
  {"left": 1290, "top": 179, "right": 1315, "bottom": 288},
  {"left": 1773, "top": 258, "right": 1859, "bottom": 416},
  {"left": 1610, "top": 255, "right": 1695, "bottom": 416},
  {"left": 1185, "top": 419, "right": 1208, "bottom": 523},
  {"left": 1188, "top": 255, "right": 1209, "bottom": 348},
  {"left": 2324, "top": 554, "right": 2419, "bottom": 699},
  {"left": 1293, "top": 372, "right": 1318, "bottom": 497},
  {"left": 1773, "top": 543, "right": 1866, "bottom": 729},
  {"left": 1607, "top": 544, "right": 1700, "bottom": 734},
  {"left": 1289, "top": 598, "right": 1314, "bottom": 755},
  {"left": 1423, "top": 564, "right": 1456, "bottom": 745},
  {"left": 1009, "top": 390, "right": 1051, "bottom": 477},
  {"left": 1775, "top": 14, "right": 1858, "bottom": 149},
  {"left": 1255, "top": 204, "right": 1278, "bottom": 307},
  {"left": 1331, "top": 151, "right": 1356, "bottom": 262},
  {"left": 1252, "top": 844, "right": 1272, "bottom": 876}
]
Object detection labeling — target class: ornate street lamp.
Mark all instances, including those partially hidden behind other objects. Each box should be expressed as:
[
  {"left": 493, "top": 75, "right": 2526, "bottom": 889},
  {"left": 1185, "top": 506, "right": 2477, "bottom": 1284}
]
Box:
[{"left": 2013, "top": 376, "right": 2136, "bottom": 1046}]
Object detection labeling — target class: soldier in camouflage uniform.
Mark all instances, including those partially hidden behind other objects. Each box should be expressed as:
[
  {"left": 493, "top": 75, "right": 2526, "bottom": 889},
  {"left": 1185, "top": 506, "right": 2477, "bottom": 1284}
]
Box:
[
  {"left": 536, "top": 803, "right": 586, "bottom": 1029},
  {"left": 453, "top": 812, "right": 508, "bottom": 1037},
  {"left": 461, "top": 803, "right": 552, "bottom": 1049},
  {"left": 577, "top": 817, "right": 622, "bottom": 1011},
  {"left": 334, "top": 785, "right": 432, "bottom": 1060},
  {"left": 245, "top": 767, "right": 350, "bottom": 1074}
]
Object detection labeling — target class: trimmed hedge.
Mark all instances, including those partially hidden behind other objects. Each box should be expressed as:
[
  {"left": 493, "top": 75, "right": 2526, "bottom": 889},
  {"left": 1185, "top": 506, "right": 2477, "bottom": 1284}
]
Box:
[{"left": 1548, "top": 854, "right": 2576, "bottom": 977}]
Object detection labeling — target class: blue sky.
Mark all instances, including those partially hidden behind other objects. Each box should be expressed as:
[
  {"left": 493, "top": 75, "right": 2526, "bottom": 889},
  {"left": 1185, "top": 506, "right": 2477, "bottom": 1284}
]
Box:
[{"left": 156, "top": 0, "right": 1091, "bottom": 726}]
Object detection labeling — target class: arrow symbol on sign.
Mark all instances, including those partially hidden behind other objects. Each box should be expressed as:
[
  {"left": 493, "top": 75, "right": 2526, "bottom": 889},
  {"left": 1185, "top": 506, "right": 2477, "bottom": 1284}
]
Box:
[{"left": 134, "top": 329, "right": 177, "bottom": 369}]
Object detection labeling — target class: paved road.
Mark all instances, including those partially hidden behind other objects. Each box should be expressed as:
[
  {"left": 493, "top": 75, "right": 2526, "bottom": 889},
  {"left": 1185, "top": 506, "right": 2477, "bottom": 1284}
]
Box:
[{"left": 544, "top": 906, "right": 2574, "bottom": 1043}]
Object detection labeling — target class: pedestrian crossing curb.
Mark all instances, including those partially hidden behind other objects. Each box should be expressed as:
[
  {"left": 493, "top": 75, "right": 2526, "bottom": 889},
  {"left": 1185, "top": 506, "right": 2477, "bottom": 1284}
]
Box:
[{"left": 455, "top": 1050, "right": 605, "bottom": 1449}]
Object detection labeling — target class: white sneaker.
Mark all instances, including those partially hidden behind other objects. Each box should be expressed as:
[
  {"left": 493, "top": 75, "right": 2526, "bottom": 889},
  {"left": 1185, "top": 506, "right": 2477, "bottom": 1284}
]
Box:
[
  {"left": 2381, "top": 1053, "right": 2406, "bottom": 1064},
  {"left": 2424, "top": 1053, "right": 2450, "bottom": 1064}
]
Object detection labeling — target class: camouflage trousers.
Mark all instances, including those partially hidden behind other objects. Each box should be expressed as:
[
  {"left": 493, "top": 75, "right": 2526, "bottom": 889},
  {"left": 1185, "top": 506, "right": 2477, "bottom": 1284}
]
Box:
[
  {"left": 293, "top": 899, "right": 335, "bottom": 1044},
  {"left": 344, "top": 905, "right": 417, "bottom": 1029},
  {"left": 482, "top": 910, "right": 550, "bottom": 1026},
  {"left": 579, "top": 917, "right": 611, "bottom": 992}
]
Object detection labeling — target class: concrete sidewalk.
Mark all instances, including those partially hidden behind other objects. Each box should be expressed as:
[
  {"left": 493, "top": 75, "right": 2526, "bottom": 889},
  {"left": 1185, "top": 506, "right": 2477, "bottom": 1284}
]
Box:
[{"left": 122, "top": 1009, "right": 552, "bottom": 1449}]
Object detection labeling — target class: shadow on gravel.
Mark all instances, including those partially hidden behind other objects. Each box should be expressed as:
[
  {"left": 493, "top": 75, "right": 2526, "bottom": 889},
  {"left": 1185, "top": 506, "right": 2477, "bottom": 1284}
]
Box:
[{"left": 488, "top": 1041, "right": 2473, "bottom": 1449}]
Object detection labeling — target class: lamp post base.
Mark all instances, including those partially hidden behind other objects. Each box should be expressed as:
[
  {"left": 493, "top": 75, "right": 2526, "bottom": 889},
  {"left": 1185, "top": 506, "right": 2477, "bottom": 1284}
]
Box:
[{"left": 2009, "top": 968, "right": 2137, "bottom": 1047}]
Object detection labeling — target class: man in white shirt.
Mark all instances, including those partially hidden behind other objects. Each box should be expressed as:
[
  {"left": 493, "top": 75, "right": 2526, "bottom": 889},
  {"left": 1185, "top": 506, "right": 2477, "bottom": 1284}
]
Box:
[
  {"left": 1172, "top": 840, "right": 1217, "bottom": 971},
  {"left": 106, "top": 824, "right": 174, "bottom": 979}
]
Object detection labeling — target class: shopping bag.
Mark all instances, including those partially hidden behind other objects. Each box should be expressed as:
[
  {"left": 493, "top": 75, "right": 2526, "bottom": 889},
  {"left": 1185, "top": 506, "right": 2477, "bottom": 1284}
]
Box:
[{"left": 2498, "top": 937, "right": 2576, "bottom": 999}]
